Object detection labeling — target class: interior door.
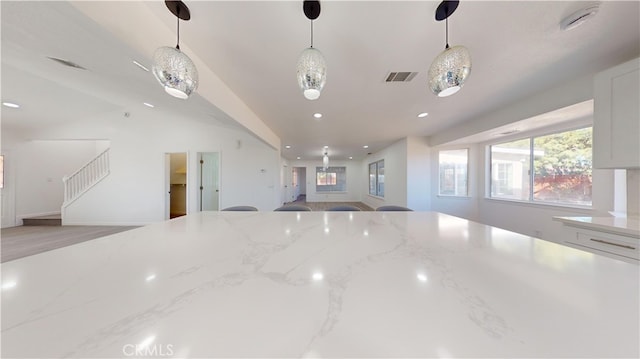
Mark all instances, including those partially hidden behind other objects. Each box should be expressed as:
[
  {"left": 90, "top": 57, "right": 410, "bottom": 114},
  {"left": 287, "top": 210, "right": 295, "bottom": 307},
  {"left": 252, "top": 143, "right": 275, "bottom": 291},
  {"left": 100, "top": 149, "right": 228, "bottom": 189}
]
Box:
[
  {"left": 166, "top": 152, "right": 188, "bottom": 219},
  {"left": 199, "top": 152, "right": 219, "bottom": 211}
]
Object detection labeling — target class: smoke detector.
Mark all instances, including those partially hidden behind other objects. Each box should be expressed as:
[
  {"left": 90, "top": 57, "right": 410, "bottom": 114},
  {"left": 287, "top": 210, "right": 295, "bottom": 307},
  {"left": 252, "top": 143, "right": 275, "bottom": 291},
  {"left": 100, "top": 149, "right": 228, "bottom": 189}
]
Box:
[{"left": 560, "top": 5, "right": 599, "bottom": 31}]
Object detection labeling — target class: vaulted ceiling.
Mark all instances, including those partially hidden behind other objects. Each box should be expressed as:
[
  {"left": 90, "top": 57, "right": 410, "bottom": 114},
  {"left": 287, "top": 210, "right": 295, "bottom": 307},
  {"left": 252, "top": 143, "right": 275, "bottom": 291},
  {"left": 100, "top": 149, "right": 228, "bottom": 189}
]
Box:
[{"left": 2, "top": 1, "right": 639, "bottom": 160}]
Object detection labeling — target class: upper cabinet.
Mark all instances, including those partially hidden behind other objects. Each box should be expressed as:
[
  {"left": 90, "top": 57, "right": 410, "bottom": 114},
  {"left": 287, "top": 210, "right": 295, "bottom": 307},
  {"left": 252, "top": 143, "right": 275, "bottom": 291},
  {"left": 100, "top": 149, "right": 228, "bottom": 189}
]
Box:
[{"left": 593, "top": 58, "right": 640, "bottom": 169}]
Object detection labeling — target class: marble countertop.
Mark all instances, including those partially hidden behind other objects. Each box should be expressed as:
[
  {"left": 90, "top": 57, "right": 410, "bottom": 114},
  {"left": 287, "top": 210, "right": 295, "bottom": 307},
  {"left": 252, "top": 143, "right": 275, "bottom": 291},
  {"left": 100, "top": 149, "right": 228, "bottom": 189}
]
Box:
[
  {"left": 2, "top": 211, "right": 638, "bottom": 358},
  {"left": 554, "top": 215, "right": 640, "bottom": 238}
]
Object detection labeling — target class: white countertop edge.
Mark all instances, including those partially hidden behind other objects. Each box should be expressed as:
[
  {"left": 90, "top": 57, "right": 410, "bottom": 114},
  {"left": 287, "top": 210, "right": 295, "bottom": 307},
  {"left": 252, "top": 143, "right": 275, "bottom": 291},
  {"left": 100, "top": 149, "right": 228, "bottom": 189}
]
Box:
[{"left": 553, "top": 216, "right": 640, "bottom": 238}]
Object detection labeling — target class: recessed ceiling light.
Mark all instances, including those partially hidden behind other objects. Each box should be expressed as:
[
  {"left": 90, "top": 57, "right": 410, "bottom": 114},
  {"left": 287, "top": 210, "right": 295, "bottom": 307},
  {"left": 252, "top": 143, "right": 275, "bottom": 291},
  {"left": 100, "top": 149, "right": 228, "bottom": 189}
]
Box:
[
  {"left": 143, "top": 102, "right": 155, "bottom": 108},
  {"left": 363, "top": 145, "right": 369, "bottom": 149},
  {"left": 133, "top": 60, "right": 150, "bottom": 72},
  {"left": 323, "top": 145, "right": 329, "bottom": 149},
  {"left": 2, "top": 102, "right": 20, "bottom": 108},
  {"left": 285, "top": 145, "right": 292, "bottom": 149},
  {"left": 417, "top": 112, "right": 429, "bottom": 118},
  {"left": 349, "top": 156, "right": 353, "bottom": 160},
  {"left": 297, "top": 156, "right": 301, "bottom": 160},
  {"left": 313, "top": 113, "right": 322, "bottom": 119}
]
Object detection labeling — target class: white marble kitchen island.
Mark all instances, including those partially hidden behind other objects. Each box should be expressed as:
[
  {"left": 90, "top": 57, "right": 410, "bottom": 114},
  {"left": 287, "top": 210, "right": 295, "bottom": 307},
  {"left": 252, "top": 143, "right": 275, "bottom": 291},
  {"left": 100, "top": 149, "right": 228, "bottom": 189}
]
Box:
[{"left": 2, "top": 211, "right": 638, "bottom": 358}]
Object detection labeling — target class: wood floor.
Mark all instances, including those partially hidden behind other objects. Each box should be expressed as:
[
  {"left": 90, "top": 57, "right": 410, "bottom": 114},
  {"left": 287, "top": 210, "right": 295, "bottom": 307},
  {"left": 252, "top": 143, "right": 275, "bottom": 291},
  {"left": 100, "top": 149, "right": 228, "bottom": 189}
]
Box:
[{"left": 1, "top": 225, "right": 138, "bottom": 263}]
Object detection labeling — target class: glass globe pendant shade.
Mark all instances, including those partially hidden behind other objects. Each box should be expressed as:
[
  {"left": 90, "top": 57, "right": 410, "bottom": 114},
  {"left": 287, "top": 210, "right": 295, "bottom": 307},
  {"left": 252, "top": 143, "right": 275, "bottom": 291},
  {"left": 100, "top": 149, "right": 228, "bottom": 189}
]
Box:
[
  {"left": 322, "top": 154, "right": 329, "bottom": 169},
  {"left": 297, "top": 47, "right": 326, "bottom": 101},
  {"left": 152, "top": 46, "right": 199, "bottom": 99},
  {"left": 428, "top": 45, "right": 471, "bottom": 97}
]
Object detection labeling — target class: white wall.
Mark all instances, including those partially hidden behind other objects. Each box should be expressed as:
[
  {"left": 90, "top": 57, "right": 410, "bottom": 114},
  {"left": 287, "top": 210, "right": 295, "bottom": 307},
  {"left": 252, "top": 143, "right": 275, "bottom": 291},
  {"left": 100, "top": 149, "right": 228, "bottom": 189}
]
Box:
[
  {"left": 361, "top": 139, "right": 408, "bottom": 210},
  {"left": 12, "top": 107, "right": 281, "bottom": 226},
  {"left": 0, "top": 131, "right": 109, "bottom": 227},
  {"left": 289, "top": 159, "right": 362, "bottom": 203},
  {"left": 406, "top": 136, "right": 431, "bottom": 211}
]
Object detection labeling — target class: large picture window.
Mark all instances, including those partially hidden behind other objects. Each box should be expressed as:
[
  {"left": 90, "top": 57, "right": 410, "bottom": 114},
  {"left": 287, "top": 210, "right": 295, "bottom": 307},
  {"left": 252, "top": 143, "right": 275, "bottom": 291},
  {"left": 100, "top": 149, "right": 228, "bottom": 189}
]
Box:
[
  {"left": 438, "top": 149, "right": 468, "bottom": 196},
  {"left": 369, "top": 160, "right": 384, "bottom": 197},
  {"left": 316, "top": 166, "right": 346, "bottom": 192},
  {"left": 490, "top": 127, "right": 592, "bottom": 206}
]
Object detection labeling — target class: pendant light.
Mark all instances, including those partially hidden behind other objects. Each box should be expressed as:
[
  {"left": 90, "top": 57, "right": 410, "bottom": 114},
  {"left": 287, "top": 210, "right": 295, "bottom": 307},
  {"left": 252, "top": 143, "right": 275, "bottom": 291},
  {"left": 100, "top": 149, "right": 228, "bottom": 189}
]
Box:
[
  {"left": 322, "top": 149, "right": 329, "bottom": 170},
  {"left": 297, "top": 1, "right": 326, "bottom": 101},
  {"left": 428, "top": 0, "right": 471, "bottom": 97},
  {"left": 152, "top": 0, "right": 199, "bottom": 99}
]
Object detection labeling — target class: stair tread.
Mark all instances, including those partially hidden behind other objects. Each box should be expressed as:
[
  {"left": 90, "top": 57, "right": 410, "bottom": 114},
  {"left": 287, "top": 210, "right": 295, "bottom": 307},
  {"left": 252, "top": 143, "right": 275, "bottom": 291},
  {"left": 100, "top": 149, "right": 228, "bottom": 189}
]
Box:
[
  {"left": 24, "top": 214, "right": 61, "bottom": 220},
  {"left": 23, "top": 214, "right": 62, "bottom": 226}
]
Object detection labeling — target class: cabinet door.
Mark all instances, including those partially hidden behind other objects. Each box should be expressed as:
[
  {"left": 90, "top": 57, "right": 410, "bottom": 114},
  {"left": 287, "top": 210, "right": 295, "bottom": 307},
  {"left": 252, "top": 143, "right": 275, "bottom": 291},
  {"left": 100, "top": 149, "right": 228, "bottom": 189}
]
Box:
[{"left": 593, "top": 58, "right": 640, "bottom": 168}]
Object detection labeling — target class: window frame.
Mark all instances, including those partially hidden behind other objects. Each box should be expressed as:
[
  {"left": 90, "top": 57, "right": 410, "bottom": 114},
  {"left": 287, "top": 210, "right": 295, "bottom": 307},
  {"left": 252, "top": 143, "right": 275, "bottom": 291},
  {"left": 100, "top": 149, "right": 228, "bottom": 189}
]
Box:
[
  {"left": 368, "top": 159, "right": 384, "bottom": 198},
  {"left": 487, "top": 126, "right": 593, "bottom": 208},
  {"left": 315, "top": 166, "right": 346, "bottom": 193},
  {"left": 438, "top": 148, "right": 469, "bottom": 197}
]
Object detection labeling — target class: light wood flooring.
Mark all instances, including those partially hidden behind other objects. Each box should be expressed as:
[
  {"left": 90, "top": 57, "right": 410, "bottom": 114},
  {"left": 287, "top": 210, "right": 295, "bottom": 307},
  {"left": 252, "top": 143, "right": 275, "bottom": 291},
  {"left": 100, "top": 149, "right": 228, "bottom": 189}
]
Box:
[{"left": 1, "top": 225, "right": 138, "bottom": 263}]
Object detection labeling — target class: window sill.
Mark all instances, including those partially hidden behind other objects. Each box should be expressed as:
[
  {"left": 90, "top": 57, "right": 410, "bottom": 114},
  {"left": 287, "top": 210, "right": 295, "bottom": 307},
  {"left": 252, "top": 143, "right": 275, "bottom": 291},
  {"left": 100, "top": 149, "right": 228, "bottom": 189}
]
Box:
[
  {"left": 368, "top": 194, "right": 385, "bottom": 200},
  {"left": 483, "top": 197, "right": 594, "bottom": 212},
  {"left": 437, "top": 195, "right": 472, "bottom": 200}
]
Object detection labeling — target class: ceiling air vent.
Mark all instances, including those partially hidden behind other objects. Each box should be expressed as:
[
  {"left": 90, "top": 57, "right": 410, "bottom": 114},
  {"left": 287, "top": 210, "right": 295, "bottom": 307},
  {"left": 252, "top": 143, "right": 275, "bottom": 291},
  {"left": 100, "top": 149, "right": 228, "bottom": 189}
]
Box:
[
  {"left": 385, "top": 72, "right": 418, "bottom": 82},
  {"left": 47, "top": 57, "right": 87, "bottom": 70}
]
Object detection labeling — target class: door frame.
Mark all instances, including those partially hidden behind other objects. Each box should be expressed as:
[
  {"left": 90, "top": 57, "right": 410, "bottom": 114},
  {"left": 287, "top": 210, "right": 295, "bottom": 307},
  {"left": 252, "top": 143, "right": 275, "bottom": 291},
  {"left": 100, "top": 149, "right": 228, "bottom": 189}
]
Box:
[{"left": 165, "top": 152, "right": 189, "bottom": 220}]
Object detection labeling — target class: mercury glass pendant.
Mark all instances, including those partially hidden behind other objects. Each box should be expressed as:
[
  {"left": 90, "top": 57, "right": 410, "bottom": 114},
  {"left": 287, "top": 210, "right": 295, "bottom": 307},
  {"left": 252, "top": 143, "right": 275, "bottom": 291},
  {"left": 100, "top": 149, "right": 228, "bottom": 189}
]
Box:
[
  {"left": 152, "top": 46, "right": 198, "bottom": 99},
  {"left": 152, "top": 1, "right": 198, "bottom": 99},
  {"left": 428, "top": 45, "right": 471, "bottom": 97},
  {"left": 322, "top": 152, "right": 329, "bottom": 170},
  {"left": 428, "top": 0, "right": 471, "bottom": 97},
  {"left": 297, "top": 47, "right": 326, "bottom": 100},
  {"left": 297, "top": 1, "right": 326, "bottom": 101}
]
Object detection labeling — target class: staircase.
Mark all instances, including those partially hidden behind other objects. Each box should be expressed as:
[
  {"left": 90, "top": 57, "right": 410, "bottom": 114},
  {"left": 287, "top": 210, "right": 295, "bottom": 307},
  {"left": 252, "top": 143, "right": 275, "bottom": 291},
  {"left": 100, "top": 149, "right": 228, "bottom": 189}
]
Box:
[
  {"left": 22, "top": 214, "right": 62, "bottom": 226},
  {"left": 62, "top": 148, "right": 111, "bottom": 209}
]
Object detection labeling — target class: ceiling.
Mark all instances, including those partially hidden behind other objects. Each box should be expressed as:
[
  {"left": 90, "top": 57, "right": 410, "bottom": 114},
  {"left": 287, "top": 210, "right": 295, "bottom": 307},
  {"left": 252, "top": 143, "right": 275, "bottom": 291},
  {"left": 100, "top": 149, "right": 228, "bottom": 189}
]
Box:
[{"left": 2, "top": 1, "right": 639, "bottom": 161}]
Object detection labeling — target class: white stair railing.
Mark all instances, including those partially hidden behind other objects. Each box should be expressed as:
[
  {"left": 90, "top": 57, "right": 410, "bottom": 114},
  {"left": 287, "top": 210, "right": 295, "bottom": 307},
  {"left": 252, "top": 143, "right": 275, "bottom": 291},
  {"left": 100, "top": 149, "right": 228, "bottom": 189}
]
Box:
[{"left": 63, "top": 148, "right": 110, "bottom": 206}]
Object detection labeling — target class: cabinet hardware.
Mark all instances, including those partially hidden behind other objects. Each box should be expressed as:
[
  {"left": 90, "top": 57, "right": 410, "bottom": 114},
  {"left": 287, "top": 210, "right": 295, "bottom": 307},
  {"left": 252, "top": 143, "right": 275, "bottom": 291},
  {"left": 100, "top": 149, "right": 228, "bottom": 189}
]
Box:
[{"left": 590, "top": 238, "right": 636, "bottom": 250}]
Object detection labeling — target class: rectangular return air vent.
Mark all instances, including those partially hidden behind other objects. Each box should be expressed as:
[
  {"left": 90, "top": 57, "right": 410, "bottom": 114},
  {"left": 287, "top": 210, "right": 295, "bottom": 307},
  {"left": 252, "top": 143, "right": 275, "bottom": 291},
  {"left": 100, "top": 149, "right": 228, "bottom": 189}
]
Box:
[{"left": 385, "top": 71, "right": 418, "bottom": 82}]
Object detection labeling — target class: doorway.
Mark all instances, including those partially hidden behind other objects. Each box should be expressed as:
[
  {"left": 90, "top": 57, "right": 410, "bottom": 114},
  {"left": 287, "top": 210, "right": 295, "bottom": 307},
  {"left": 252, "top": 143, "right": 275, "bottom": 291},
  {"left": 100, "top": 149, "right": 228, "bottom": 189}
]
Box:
[
  {"left": 197, "top": 152, "right": 220, "bottom": 211},
  {"left": 294, "top": 167, "right": 306, "bottom": 201},
  {"left": 165, "top": 153, "right": 187, "bottom": 219}
]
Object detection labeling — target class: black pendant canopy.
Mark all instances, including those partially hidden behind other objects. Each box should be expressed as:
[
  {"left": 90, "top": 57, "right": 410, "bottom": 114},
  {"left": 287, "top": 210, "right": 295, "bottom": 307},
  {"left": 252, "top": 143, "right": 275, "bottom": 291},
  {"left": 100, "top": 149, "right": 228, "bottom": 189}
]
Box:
[
  {"left": 435, "top": 0, "right": 459, "bottom": 21},
  {"left": 303, "top": 0, "right": 321, "bottom": 20},
  {"left": 165, "top": 0, "right": 191, "bottom": 21}
]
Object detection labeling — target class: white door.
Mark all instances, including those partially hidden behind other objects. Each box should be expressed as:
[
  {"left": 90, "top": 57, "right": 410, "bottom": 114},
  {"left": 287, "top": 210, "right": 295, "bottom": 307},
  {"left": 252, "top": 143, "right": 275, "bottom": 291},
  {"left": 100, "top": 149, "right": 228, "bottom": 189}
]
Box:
[{"left": 199, "top": 152, "right": 219, "bottom": 211}]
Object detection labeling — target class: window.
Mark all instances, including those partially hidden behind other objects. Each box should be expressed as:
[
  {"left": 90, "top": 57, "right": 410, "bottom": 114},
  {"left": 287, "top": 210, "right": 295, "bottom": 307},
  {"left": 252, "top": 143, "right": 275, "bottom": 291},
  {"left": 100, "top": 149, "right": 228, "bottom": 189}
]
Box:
[
  {"left": 490, "top": 127, "right": 592, "bottom": 206},
  {"left": 439, "top": 149, "right": 468, "bottom": 196},
  {"left": 369, "top": 160, "right": 384, "bottom": 197},
  {"left": 316, "top": 166, "right": 346, "bottom": 192}
]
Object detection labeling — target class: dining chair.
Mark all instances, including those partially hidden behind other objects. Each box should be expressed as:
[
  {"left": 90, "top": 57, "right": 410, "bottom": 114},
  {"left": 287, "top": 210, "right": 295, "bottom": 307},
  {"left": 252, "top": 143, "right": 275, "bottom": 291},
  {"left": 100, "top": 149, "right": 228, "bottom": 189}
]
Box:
[
  {"left": 274, "top": 205, "right": 312, "bottom": 212},
  {"left": 375, "top": 205, "right": 413, "bottom": 211},
  {"left": 327, "top": 205, "right": 361, "bottom": 211},
  {"left": 222, "top": 206, "right": 258, "bottom": 211}
]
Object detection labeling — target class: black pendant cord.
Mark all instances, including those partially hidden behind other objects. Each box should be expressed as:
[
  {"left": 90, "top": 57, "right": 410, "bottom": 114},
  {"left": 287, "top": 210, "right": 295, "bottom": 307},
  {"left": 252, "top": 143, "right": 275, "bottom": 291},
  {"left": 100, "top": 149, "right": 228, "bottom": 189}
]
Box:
[
  {"left": 176, "top": 16, "right": 181, "bottom": 50},
  {"left": 310, "top": 20, "right": 314, "bottom": 48},
  {"left": 445, "top": 17, "right": 450, "bottom": 49}
]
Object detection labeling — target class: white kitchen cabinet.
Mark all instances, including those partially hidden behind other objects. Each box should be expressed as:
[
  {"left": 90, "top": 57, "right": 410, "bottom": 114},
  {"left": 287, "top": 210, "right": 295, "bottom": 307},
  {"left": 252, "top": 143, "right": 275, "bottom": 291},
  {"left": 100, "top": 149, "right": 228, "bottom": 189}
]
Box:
[
  {"left": 555, "top": 216, "right": 639, "bottom": 264},
  {"left": 593, "top": 57, "right": 640, "bottom": 169}
]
